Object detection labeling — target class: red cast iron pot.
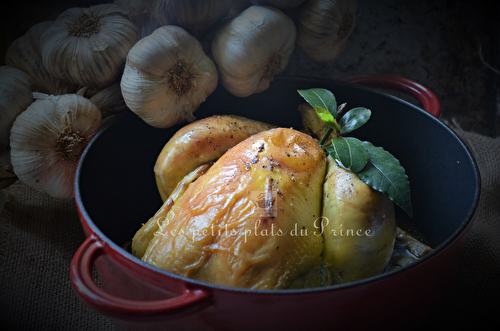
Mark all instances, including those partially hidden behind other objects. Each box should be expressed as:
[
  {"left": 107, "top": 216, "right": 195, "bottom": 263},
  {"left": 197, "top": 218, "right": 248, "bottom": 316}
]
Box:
[{"left": 71, "top": 75, "right": 479, "bottom": 331}]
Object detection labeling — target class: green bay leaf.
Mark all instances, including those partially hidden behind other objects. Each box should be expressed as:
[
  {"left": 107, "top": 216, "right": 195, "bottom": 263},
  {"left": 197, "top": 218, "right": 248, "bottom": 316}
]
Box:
[
  {"left": 326, "top": 137, "right": 368, "bottom": 173},
  {"left": 339, "top": 107, "right": 371, "bottom": 135},
  {"left": 298, "top": 88, "right": 337, "bottom": 117},
  {"left": 356, "top": 141, "right": 413, "bottom": 217},
  {"left": 315, "top": 106, "right": 339, "bottom": 131}
]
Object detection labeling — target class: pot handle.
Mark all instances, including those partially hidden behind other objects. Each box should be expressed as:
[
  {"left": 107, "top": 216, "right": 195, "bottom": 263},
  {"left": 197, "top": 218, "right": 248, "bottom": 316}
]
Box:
[
  {"left": 70, "top": 234, "right": 211, "bottom": 321},
  {"left": 339, "top": 74, "right": 441, "bottom": 118}
]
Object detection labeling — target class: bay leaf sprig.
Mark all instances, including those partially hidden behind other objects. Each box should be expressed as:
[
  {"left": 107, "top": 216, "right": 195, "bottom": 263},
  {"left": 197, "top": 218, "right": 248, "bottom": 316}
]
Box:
[{"left": 298, "top": 88, "right": 413, "bottom": 217}]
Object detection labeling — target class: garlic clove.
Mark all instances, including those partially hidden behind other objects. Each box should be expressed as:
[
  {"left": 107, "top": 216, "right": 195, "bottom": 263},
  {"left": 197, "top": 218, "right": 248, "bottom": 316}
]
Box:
[
  {"left": 211, "top": 5, "right": 296, "bottom": 97},
  {"left": 5, "top": 21, "right": 79, "bottom": 95},
  {"left": 40, "top": 4, "right": 139, "bottom": 90},
  {"left": 9, "top": 93, "right": 102, "bottom": 199},
  {"left": 0, "top": 66, "right": 34, "bottom": 153},
  {"left": 120, "top": 25, "right": 218, "bottom": 128},
  {"left": 295, "top": 0, "right": 358, "bottom": 64}
]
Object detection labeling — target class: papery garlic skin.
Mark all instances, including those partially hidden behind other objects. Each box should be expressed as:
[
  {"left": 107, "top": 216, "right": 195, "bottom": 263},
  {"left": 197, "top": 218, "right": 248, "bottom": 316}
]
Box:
[
  {"left": 144, "top": 0, "right": 233, "bottom": 38},
  {"left": 295, "top": 0, "right": 358, "bottom": 64},
  {"left": 78, "top": 83, "right": 128, "bottom": 119},
  {"left": 0, "top": 66, "right": 34, "bottom": 152},
  {"left": 40, "top": 4, "right": 139, "bottom": 89},
  {"left": 6, "top": 21, "right": 78, "bottom": 95},
  {"left": 9, "top": 94, "right": 102, "bottom": 199},
  {"left": 211, "top": 5, "right": 296, "bottom": 98},
  {"left": 120, "top": 25, "right": 218, "bottom": 129}
]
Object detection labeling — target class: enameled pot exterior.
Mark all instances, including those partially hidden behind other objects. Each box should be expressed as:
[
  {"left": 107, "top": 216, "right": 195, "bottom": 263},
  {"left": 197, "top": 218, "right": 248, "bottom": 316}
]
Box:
[
  {"left": 72, "top": 214, "right": 475, "bottom": 331},
  {"left": 72, "top": 76, "right": 480, "bottom": 330}
]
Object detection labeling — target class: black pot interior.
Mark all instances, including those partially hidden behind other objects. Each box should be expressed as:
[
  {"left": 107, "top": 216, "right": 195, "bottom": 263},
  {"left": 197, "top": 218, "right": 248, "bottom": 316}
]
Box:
[{"left": 75, "top": 76, "right": 480, "bottom": 256}]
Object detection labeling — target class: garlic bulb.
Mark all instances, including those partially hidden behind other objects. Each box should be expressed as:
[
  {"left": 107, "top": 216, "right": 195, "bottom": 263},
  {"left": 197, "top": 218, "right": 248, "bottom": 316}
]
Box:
[
  {"left": 120, "top": 25, "right": 218, "bottom": 128},
  {"left": 248, "top": 0, "right": 306, "bottom": 9},
  {"left": 144, "top": 0, "right": 233, "bottom": 38},
  {"left": 9, "top": 93, "right": 102, "bottom": 199},
  {"left": 6, "top": 21, "right": 78, "bottom": 95},
  {"left": 211, "top": 5, "right": 296, "bottom": 97},
  {"left": 40, "top": 4, "right": 139, "bottom": 89},
  {"left": 0, "top": 66, "right": 34, "bottom": 152},
  {"left": 295, "top": 0, "right": 358, "bottom": 64}
]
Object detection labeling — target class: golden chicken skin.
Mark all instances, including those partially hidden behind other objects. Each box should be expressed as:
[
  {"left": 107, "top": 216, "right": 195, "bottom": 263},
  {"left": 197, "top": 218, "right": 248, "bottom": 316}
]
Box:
[
  {"left": 134, "top": 127, "right": 327, "bottom": 289},
  {"left": 321, "top": 157, "right": 396, "bottom": 285}
]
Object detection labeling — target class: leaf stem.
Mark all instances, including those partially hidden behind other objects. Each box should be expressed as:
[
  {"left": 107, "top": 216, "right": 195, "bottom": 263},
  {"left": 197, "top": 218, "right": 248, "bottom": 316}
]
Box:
[{"left": 319, "top": 127, "right": 333, "bottom": 146}]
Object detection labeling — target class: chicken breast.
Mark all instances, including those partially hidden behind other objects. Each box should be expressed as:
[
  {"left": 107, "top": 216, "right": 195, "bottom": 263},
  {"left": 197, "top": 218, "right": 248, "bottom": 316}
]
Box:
[
  {"left": 154, "top": 115, "right": 274, "bottom": 201},
  {"left": 136, "top": 128, "right": 327, "bottom": 289}
]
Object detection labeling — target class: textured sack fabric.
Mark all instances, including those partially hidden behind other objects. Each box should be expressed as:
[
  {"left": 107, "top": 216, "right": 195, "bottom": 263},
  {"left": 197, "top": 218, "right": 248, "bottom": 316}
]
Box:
[
  {"left": 0, "top": 182, "right": 114, "bottom": 331},
  {"left": 0, "top": 128, "right": 499, "bottom": 331},
  {"left": 422, "top": 129, "right": 500, "bottom": 329}
]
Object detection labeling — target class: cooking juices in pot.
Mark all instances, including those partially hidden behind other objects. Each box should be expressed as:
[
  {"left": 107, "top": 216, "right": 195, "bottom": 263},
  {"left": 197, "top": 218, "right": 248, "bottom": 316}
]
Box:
[{"left": 128, "top": 89, "right": 433, "bottom": 290}]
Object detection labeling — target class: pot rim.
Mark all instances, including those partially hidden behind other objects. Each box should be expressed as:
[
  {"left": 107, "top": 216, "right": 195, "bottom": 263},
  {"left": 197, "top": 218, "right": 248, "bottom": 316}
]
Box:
[{"left": 74, "top": 75, "right": 481, "bottom": 295}]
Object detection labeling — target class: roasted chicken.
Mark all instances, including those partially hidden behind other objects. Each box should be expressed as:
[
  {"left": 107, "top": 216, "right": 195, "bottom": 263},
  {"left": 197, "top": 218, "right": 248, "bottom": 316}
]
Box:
[{"left": 132, "top": 110, "right": 427, "bottom": 289}]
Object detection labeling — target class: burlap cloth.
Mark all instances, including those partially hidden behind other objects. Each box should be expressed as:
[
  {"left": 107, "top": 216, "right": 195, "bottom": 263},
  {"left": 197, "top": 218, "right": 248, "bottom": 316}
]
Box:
[{"left": 0, "top": 127, "right": 499, "bottom": 331}]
